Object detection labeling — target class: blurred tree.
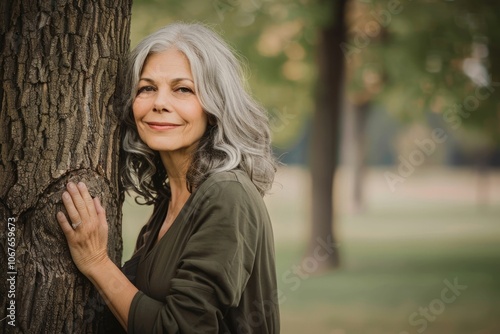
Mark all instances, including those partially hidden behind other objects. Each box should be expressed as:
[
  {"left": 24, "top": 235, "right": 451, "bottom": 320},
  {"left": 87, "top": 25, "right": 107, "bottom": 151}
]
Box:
[
  {"left": 307, "top": 0, "right": 347, "bottom": 269},
  {"left": 344, "top": 0, "right": 500, "bottom": 203},
  {"left": 344, "top": 0, "right": 500, "bottom": 140},
  {"left": 0, "top": 1, "right": 130, "bottom": 332},
  {"left": 342, "top": 0, "right": 387, "bottom": 213}
]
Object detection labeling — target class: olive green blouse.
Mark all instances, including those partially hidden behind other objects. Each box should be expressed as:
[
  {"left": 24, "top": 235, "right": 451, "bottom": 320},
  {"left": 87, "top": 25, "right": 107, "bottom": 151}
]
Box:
[{"left": 122, "top": 170, "right": 280, "bottom": 333}]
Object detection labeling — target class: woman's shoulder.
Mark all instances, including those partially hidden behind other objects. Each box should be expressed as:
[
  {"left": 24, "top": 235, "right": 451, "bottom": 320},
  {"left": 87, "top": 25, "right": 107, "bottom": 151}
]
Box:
[
  {"left": 195, "top": 169, "right": 262, "bottom": 202},
  {"left": 204, "top": 169, "right": 246, "bottom": 183},
  {"left": 189, "top": 169, "right": 270, "bottom": 229}
]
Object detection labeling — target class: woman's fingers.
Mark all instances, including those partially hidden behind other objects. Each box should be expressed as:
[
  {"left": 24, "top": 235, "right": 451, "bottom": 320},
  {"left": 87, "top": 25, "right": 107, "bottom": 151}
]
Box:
[
  {"left": 62, "top": 188, "right": 84, "bottom": 226},
  {"left": 66, "top": 182, "right": 89, "bottom": 221},
  {"left": 78, "top": 182, "right": 98, "bottom": 221},
  {"left": 64, "top": 182, "right": 99, "bottom": 224},
  {"left": 56, "top": 211, "right": 74, "bottom": 235},
  {"left": 57, "top": 183, "right": 110, "bottom": 276},
  {"left": 59, "top": 182, "right": 101, "bottom": 233}
]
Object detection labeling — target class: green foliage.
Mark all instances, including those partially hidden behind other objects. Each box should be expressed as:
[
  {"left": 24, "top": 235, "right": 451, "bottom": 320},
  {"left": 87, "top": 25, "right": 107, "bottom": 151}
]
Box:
[
  {"left": 351, "top": 0, "right": 500, "bottom": 143},
  {"left": 131, "top": 0, "right": 500, "bottom": 148}
]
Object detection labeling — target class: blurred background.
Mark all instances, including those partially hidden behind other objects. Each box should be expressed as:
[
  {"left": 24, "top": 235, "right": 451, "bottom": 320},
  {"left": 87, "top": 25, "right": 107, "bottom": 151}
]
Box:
[{"left": 122, "top": 1, "right": 500, "bottom": 333}]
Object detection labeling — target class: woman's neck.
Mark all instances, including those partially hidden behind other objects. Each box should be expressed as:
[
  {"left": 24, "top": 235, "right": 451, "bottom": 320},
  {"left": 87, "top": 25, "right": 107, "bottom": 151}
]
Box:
[
  {"left": 160, "top": 151, "right": 191, "bottom": 204},
  {"left": 155, "top": 151, "right": 193, "bottom": 243}
]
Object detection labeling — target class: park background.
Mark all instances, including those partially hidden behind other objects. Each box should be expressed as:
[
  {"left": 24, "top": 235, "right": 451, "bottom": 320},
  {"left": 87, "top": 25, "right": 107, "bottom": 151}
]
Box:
[{"left": 122, "top": 1, "right": 500, "bottom": 333}]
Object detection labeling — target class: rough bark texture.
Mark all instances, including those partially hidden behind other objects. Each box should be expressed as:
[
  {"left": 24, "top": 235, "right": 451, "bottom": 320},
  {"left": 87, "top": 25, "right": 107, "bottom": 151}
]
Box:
[
  {"left": 0, "top": 1, "right": 131, "bottom": 332},
  {"left": 308, "top": 0, "right": 347, "bottom": 269}
]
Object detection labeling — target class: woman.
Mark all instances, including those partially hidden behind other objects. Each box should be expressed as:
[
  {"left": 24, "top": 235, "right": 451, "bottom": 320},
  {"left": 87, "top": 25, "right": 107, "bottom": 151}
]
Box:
[{"left": 57, "top": 23, "right": 280, "bottom": 333}]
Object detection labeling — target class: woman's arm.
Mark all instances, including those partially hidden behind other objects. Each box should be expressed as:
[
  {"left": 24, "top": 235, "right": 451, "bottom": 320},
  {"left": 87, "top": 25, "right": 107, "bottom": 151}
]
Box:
[
  {"left": 56, "top": 182, "right": 138, "bottom": 330},
  {"left": 85, "top": 257, "right": 137, "bottom": 329}
]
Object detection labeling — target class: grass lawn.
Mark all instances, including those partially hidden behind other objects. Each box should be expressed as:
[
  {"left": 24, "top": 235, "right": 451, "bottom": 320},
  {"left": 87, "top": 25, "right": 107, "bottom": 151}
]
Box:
[
  {"left": 276, "top": 216, "right": 500, "bottom": 334},
  {"left": 121, "top": 166, "right": 500, "bottom": 334}
]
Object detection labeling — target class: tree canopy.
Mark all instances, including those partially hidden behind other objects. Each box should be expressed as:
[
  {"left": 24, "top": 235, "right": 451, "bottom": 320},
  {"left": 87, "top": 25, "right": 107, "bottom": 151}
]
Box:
[{"left": 131, "top": 0, "right": 499, "bottom": 153}]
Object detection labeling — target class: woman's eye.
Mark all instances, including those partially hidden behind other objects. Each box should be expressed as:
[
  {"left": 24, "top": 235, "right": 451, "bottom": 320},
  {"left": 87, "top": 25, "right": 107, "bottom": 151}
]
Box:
[
  {"left": 177, "top": 87, "right": 193, "bottom": 94},
  {"left": 137, "top": 86, "right": 155, "bottom": 95}
]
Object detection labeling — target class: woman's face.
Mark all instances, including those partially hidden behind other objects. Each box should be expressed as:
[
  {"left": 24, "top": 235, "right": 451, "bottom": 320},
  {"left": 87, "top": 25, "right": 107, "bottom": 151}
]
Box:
[{"left": 132, "top": 48, "right": 207, "bottom": 157}]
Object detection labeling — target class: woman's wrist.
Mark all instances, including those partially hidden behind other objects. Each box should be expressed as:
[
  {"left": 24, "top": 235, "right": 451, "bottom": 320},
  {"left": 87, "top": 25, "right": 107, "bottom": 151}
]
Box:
[
  {"left": 83, "top": 256, "right": 137, "bottom": 329},
  {"left": 83, "top": 253, "right": 113, "bottom": 279}
]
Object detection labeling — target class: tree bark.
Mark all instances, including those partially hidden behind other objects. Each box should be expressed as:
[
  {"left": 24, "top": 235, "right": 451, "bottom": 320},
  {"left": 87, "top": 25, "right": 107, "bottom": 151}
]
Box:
[
  {"left": 308, "top": 0, "right": 347, "bottom": 270},
  {"left": 0, "top": 1, "right": 131, "bottom": 332}
]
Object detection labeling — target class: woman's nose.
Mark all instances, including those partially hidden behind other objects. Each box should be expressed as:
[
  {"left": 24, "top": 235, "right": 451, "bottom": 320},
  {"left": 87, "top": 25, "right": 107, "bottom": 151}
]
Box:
[{"left": 152, "top": 90, "right": 172, "bottom": 113}]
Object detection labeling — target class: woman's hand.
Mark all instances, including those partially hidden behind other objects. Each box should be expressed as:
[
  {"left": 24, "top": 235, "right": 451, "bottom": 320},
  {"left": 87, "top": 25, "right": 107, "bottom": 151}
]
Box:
[{"left": 56, "top": 182, "right": 109, "bottom": 277}]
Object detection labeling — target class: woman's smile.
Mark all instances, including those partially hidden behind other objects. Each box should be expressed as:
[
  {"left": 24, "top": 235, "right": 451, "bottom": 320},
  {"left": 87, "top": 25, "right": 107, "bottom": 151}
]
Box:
[{"left": 145, "top": 121, "right": 182, "bottom": 131}]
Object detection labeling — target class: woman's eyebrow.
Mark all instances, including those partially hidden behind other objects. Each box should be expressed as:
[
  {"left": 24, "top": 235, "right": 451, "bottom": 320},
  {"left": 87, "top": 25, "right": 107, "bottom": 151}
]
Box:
[
  {"left": 171, "top": 78, "right": 194, "bottom": 84},
  {"left": 138, "top": 77, "right": 155, "bottom": 84},
  {"left": 138, "top": 77, "right": 193, "bottom": 84}
]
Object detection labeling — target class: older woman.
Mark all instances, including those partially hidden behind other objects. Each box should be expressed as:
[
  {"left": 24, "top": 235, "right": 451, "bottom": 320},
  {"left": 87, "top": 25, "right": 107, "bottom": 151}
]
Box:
[{"left": 57, "top": 23, "right": 280, "bottom": 333}]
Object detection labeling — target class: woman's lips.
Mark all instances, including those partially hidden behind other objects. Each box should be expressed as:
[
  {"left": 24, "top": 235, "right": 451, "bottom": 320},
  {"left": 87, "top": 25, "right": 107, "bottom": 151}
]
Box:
[{"left": 146, "top": 122, "right": 180, "bottom": 130}]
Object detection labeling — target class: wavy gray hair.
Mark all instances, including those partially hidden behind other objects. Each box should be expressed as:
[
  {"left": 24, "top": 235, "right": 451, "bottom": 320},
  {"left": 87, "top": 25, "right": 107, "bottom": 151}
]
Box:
[{"left": 121, "top": 23, "right": 277, "bottom": 204}]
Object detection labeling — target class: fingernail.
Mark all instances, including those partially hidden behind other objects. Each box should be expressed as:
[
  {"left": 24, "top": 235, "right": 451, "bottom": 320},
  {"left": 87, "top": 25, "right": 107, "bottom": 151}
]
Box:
[
  {"left": 63, "top": 192, "right": 70, "bottom": 200},
  {"left": 77, "top": 182, "right": 86, "bottom": 189},
  {"left": 57, "top": 212, "right": 64, "bottom": 219},
  {"left": 67, "top": 182, "right": 75, "bottom": 190}
]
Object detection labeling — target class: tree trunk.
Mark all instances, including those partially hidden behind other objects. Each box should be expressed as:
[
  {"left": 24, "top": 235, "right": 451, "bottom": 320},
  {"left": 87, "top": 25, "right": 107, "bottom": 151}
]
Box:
[
  {"left": 341, "top": 100, "right": 369, "bottom": 214},
  {"left": 0, "top": 1, "right": 131, "bottom": 332},
  {"left": 351, "top": 101, "right": 370, "bottom": 214},
  {"left": 308, "top": 0, "right": 347, "bottom": 270}
]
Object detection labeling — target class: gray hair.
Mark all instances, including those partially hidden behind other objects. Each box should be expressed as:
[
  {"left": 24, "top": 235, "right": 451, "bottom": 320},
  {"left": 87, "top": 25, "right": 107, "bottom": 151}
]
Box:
[{"left": 121, "top": 22, "right": 277, "bottom": 204}]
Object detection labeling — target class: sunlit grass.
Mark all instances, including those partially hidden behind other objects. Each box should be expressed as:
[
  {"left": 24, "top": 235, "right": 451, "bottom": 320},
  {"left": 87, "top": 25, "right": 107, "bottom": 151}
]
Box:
[{"left": 276, "top": 236, "right": 500, "bottom": 334}]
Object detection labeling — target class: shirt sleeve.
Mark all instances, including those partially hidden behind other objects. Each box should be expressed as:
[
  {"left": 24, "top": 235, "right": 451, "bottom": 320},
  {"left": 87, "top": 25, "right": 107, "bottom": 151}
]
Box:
[{"left": 128, "top": 179, "right": 260, "bottom": 333}]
